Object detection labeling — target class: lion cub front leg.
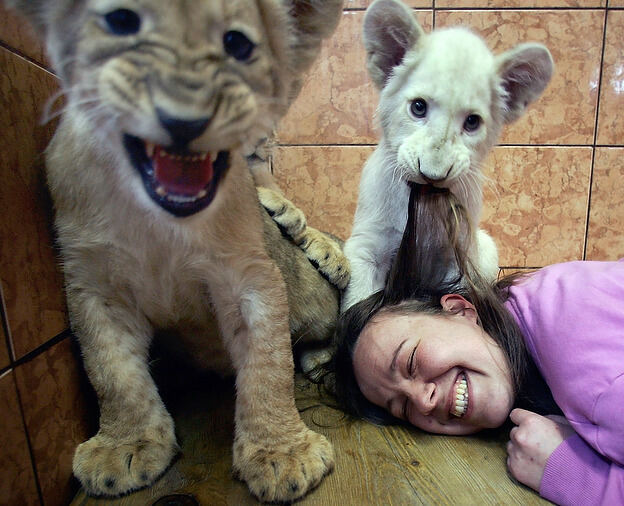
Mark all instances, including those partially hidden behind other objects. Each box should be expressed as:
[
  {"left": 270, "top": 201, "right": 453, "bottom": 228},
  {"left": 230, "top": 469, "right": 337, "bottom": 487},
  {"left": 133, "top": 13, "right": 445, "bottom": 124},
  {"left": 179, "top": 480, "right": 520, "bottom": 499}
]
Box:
[
  {"left": 70, "top": 296, "right": 177, "bottom": 496},
  {"left": 210, "top": 258, "right": 334, "bottom": 503}
]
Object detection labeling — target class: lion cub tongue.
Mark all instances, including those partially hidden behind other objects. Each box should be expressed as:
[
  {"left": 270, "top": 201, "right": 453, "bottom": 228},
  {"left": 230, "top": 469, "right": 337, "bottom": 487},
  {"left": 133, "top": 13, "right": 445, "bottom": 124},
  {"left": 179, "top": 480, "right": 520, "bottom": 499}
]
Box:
[{"left": 153, "top": 145, "right": 213, "bottom": 196}]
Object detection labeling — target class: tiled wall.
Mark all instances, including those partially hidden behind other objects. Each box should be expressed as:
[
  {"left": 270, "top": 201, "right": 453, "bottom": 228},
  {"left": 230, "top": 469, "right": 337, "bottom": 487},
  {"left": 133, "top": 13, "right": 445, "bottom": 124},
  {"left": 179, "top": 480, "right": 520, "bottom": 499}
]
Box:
[
  {"left": 1, "top": 1, "right": 623, "bottom": 505},
  {"left": 0, "top": 4, "right": 91, "bottom": 505},
  {"left": 275, "top": 0, "right": 624, "bottom": 269}
]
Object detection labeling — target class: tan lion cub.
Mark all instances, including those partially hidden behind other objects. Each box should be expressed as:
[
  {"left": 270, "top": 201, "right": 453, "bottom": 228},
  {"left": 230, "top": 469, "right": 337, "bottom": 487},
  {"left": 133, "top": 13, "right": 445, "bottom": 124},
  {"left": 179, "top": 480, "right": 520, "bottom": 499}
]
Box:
[
  {"left": 342, "top": 0, "right": 553, "bottom": 311},
  {"left": 6, "top": 0, "right": 345, "bottom": 502}
]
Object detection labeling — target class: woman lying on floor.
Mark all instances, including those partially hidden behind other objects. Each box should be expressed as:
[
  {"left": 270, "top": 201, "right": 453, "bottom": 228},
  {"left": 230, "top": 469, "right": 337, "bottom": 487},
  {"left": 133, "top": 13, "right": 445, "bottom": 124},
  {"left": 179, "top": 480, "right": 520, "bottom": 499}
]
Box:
[{"left": 333, "top": 186, "right": 623, "bottom": 506}]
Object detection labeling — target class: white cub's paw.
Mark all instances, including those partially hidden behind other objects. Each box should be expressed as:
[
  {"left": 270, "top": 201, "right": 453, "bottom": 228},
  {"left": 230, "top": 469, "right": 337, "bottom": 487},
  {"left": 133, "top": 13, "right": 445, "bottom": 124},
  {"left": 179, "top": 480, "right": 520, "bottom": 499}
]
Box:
[
  {"left": 73, "top": 417, "right": 177, "bottom": 497},
  {"left": 258, "top": 186, "right": 307, "bottom": 238}
]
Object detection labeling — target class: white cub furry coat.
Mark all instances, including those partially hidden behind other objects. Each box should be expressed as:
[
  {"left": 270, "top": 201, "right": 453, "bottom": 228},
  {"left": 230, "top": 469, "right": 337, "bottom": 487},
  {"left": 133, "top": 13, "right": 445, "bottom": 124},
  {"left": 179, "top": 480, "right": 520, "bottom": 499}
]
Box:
[{"left": 342, "top": 0, "right": 553, "bottom": 311}]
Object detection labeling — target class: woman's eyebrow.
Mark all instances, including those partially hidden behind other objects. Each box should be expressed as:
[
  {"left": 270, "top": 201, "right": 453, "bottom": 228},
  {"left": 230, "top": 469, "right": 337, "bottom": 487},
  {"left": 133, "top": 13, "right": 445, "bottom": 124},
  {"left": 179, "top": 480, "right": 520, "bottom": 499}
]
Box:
[{"left": 391, "top": 339, "right": 408, "bottom": 371}]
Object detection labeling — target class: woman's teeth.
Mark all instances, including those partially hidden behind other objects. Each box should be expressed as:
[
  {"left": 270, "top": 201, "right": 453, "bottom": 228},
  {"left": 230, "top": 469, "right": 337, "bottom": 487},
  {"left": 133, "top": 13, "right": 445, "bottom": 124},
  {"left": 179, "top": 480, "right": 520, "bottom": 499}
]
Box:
[{"left": 451, "top": 374, "right": 468, "bottom": 418}]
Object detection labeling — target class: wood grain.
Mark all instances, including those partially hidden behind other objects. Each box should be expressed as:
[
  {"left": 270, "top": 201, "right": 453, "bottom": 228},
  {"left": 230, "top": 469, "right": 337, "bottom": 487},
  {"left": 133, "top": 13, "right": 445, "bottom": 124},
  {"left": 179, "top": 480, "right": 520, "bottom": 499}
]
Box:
[{"left": 70, "top": 374, "right": 548, "bottom": 506}]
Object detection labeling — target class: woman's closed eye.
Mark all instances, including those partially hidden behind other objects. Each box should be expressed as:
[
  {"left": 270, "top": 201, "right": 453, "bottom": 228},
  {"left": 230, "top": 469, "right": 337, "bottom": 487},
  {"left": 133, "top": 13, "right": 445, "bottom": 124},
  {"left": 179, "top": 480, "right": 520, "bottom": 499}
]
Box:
[{"left": 406, "top": 345, "right": 418, "bottom": 377}]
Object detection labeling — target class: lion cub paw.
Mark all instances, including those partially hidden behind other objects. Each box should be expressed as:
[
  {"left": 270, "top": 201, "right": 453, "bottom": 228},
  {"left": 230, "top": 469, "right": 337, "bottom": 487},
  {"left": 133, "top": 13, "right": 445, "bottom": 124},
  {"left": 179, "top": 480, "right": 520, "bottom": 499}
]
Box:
[
  {"left": 258, "top": 186, "right": 306, "bottom": 238},
  {"left": 73, "top": 422, "right": 178, "bottom": 496},
  {"left": 233, "top": 428, "right": 334, "bottom": 503},
  {"left": 300, "top": 346, "right": 334, "bottom": 384},
  {"left": 297, "top": 228, "right": 350, "bottom": 290}
]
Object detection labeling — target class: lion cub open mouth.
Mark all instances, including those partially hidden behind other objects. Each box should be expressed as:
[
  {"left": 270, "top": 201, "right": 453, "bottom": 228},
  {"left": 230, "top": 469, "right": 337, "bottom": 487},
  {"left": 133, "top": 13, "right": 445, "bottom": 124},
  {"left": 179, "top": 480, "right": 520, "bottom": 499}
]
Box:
[{"left": 123, "top": 134, "right": 230, "bottom": 217}]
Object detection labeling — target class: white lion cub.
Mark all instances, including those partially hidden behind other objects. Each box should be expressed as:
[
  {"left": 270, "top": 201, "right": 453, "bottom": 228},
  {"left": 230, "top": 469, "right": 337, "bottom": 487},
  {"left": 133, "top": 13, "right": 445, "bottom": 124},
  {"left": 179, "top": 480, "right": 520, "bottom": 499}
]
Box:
[{"left": 342, "top": 0, "right": 553, "bottom": 311}]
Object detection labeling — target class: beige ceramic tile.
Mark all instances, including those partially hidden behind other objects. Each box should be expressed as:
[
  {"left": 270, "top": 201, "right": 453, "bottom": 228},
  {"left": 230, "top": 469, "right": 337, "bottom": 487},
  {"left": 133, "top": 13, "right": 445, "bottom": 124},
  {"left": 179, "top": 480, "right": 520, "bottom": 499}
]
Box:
[
  {"left": 597, "top": 11, "right": 624, "bottom": 145},
  {"left": 586, "top": 148, "right": 624, "bottom": 260},
  {"left": 609, "top": 0, "right": 624, "bottom": 6},
  {"left": 273, "top": 146, "right": 375, "bottom": 240},
  {"left": 481, "top": 146, "right": 591, "bottom": 267},
  {"left": 436, "top": 10, "right": 603, "bottom": 145},
  {"left": 0, "top": 48, "right": 68, "bottom": 359},
  {"left": 0, "top": 4, "right": 47, "bottom": 66},
  {"left": 436, "top": 0, "right": 604, "bottom": 6},
  {"left": 15, "top": 338, "right": 92, "bottom": 506},
  {"left": 277, "top": 10, "right": 433, "bottom": 145},
  {"left": 0, "top": 370, "right": 40, "bottom": 506},
  {"left": 345, "top": 0, "right": 432, "bottom": 7}
]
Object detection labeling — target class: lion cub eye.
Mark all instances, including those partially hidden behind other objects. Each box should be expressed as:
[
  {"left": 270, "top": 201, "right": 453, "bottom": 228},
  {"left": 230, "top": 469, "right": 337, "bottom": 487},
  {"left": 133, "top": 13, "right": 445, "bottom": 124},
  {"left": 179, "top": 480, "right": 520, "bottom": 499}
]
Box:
[
  {"left": 103, "top": 9, "right": 141, "bottom": 36},
  {"left": 409, "top": 98, "right": 427, "bottom": 118},
  {"left": 464, "top": 114, "right": 482, "bottom": 132},
  {"left": 223, "top": 30, "right": 256, "bottom": 62}
]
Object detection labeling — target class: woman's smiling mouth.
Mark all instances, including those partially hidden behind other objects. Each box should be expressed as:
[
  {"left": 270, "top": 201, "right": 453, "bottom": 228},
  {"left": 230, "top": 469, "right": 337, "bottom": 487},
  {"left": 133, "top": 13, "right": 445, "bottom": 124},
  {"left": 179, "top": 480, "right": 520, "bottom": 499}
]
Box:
[{"left": 451, "top": 373, "right": 469, "bottom": 418}]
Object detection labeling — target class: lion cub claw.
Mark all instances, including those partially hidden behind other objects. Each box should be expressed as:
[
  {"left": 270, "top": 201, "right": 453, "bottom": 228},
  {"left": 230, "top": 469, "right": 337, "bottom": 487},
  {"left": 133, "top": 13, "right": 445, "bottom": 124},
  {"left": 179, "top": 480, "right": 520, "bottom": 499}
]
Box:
[
  {"left": 258, "top": 186, "right": 307, "bottom": 238},
  {"left": 233, "top": 428, "right": 334, "bottom": 503},
  {"left": 258, "top": 186, "right": 350, "bottom": 290},
  {"left": 296, "top": 228, "right": 349, "bottom": 290},
  {"left": 73, "top": 423, "right": 177, "bottom": 497}
]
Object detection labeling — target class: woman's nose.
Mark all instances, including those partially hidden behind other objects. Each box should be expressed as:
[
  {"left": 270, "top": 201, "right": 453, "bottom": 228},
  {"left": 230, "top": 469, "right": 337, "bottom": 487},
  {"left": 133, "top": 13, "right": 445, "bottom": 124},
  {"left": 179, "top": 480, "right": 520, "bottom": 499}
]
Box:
[{"left": 410, "top": 382, "right": 437, "bottom": 416}]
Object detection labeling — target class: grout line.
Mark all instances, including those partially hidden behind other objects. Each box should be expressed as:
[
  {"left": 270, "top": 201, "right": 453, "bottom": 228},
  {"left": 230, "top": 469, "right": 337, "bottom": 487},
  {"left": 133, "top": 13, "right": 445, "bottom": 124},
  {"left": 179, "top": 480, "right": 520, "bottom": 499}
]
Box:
[
  {"left": 275, "top": 143, "right": 624, "bottom": 148},
  {"left": 0, "top": 283, "right": 15, "bottom": 362},
  {"left": 12, "top": 329, "right": 72, "bottom": 369},
  {"left": 10, "top": 369, "right": 45, "bottom": 505},
  {"left": 583, "top": 7, "right": 610, "bottom": 260},
  {"left": 342, "top": 6, "right": 621, "bottom": 11},
  {"left": 0, "top": 41, "right": 55, "bottom": 76}
]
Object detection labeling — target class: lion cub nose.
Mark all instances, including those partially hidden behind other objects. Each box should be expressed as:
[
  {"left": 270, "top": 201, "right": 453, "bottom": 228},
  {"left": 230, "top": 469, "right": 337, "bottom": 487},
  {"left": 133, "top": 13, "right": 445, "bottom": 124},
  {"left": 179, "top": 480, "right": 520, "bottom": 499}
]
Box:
[{"left": 156, "top": 108, "right": 210, "bottom": 147}]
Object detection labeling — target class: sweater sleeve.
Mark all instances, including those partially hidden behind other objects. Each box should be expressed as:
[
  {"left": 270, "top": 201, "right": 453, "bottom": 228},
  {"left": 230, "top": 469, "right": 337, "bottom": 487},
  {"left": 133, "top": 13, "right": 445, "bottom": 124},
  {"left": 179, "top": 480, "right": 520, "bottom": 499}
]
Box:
[{"left": 540, "top": 435, "right": 624, "bottom": 506}]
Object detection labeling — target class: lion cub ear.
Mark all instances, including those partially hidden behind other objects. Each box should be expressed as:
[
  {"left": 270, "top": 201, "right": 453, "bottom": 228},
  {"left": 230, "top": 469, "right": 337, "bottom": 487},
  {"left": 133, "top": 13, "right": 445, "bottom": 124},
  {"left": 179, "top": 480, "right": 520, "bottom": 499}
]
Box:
[
  {"left": 496, "top": 43, "right": 554, "bottom": 124},
  {"left": 363, "top": 0, "right": 425, "bottom": 89}
]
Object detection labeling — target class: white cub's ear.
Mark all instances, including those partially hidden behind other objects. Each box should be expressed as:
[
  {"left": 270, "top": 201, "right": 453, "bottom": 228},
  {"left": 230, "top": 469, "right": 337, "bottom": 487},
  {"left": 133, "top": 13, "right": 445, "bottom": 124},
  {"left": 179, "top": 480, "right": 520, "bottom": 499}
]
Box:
[
  {"left": 496, "top": 43, "right": 554, "bottom": 124},
  {"left": 363, "top": 0, "right": 424, "bottom": 89}
]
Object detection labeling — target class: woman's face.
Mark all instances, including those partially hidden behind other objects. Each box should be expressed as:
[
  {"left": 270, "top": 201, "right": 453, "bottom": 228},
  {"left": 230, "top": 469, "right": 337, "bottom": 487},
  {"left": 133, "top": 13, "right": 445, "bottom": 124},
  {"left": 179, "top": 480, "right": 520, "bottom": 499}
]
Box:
[{"left": 352, "top": 295, "right": 514, "bottom": 435}]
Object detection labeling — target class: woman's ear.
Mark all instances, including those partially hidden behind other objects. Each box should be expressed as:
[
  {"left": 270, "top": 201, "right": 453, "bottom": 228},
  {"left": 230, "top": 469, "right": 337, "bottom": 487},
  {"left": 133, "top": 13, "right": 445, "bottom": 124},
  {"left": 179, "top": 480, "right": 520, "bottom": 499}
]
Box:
[{"left": 440, "top": 294, "right": 478, "bottom": 323}]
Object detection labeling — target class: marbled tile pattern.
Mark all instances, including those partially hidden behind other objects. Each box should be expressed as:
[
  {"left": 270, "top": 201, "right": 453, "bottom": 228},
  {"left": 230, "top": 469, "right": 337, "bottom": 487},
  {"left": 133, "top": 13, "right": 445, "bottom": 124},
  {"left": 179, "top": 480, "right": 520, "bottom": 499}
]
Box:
[
  {"left": 481, "top": 147, "right": 591, "bottom": 267},
  {"left": 586, "top": 148, "right": 624, "bottom": 260},
  {"left": 345, "top": 0, "right": 431, "bottom": 7},
  {"left": 0, "top": 4, "right": 47, "bottom": 65},
  {"left": 597, "top": 10, "right": 624, "bottom": 145},
  {"left": 15, "top": 338, "right": 92, "bottom": 506},
  {"left": 436, "top": 0, "right": 605, "bottom": 6},
  {"left": 0, "top": 48, "right": 67, "bottom": 360},
  {"left": 436, "top": 10, "right": 604, "bottom": 145},
  {"left": 0, "top": 371, "right": 39, "bottom": 506},
  {"left": 277, "top": 11, "right": 433, "bottom": 145},
  {"left": 273, "top": 146, "right": 374, "bottom": 240}
]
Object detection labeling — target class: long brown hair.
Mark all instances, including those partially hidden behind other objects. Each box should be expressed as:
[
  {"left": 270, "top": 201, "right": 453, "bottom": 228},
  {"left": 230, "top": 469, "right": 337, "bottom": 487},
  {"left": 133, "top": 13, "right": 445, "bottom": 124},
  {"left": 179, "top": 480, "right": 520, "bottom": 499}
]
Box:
[{"left": 334, "top": 183, "right": 557, "bottom": 424}]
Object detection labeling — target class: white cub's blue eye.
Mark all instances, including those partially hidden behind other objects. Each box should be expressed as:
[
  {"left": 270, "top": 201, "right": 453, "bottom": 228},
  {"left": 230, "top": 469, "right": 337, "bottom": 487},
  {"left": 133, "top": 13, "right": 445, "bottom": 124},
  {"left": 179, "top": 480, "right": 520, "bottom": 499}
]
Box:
[
  {"left": 104, "top": 9, "right": 141, "bottom": 36},
  {"left": 410, "top": 99, "right": 427, "bottom": 118},
  {"left": 464, "top": 114, "right": 482, "bottom": 132},
  {"left": 223, "top": 30, "right": 256, "bottom": 61}
]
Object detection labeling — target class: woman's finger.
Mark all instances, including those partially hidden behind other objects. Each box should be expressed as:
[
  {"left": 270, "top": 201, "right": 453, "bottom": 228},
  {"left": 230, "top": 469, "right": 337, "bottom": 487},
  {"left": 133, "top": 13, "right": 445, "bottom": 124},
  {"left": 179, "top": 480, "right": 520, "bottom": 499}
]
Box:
[{"left": 509, "top": 408, "right": 533, "bottom": 424}]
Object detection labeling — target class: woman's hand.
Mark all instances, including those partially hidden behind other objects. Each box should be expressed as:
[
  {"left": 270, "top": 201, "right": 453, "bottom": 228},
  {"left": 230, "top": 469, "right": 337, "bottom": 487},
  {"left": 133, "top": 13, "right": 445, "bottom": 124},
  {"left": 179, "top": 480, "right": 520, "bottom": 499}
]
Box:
[{"left": 506, "top": 408, "right": 576, "bottom": 492}]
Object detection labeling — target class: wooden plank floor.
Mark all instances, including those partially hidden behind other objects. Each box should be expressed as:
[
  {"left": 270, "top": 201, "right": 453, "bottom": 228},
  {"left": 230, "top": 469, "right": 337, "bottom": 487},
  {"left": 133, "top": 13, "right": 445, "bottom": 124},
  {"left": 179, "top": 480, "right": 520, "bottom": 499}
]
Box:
[{"left": 71, "top": 372, "right": 549, "bottom": 506}]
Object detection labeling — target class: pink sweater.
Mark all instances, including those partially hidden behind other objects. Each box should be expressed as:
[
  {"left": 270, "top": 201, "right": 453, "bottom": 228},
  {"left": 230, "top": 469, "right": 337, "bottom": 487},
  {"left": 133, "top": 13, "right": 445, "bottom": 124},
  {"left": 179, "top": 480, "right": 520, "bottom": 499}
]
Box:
[{"left": 505, "top": 260, "right": 624, "bottom": 506}]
